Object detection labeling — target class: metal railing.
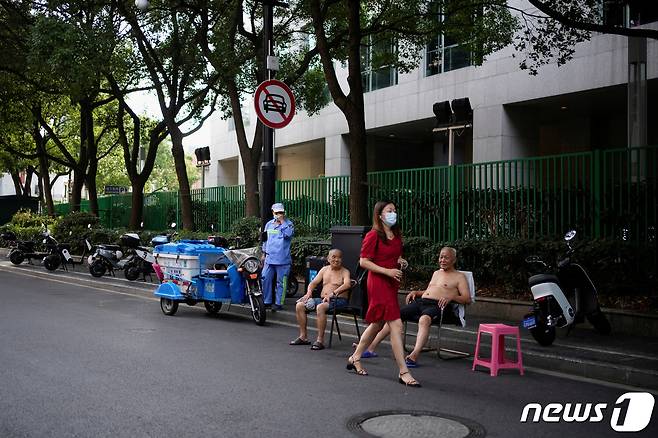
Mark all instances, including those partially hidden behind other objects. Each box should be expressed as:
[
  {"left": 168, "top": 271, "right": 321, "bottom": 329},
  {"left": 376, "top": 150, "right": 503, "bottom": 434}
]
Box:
[{"left": 52, "top": 146, "right": 656, "bottom": 242}]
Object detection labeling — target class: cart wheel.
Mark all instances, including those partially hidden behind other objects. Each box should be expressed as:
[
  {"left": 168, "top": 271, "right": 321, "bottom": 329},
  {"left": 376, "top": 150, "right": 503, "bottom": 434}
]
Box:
[
  {"left": 160, "top": 298, "right": 179, "bottom": 316},
  {"left": 9, "top": 250, "right": 24, "bottom": 265},
  {"left": 44, "top": 255, "right": 61, "bottom": 271},
  {"left": 251, "top": 294, "right": 266, "bottom": 326},
  {"left": 124, "top": 265, "right": 140, "bottom": 281},
  {"left": 89, "top": 260, "right": 106, "bottom": 278},
  {"left": 204, "top": 301, "right": 222, "bottom": 315}
]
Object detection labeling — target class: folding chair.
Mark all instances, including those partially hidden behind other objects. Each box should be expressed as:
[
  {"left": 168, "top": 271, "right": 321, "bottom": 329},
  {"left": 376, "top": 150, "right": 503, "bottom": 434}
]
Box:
[
  {"left": 327, "top": 277, "right": 364, "bottom": 348},
  {"left": 403, "top": 270, "right": 476, "bottom": 360}
]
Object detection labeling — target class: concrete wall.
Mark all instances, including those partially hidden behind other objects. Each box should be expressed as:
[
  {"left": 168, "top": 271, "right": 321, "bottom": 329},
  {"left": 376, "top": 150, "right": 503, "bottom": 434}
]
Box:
[{"left": 208, "top": 2, "right": 658, "bottom": 179}]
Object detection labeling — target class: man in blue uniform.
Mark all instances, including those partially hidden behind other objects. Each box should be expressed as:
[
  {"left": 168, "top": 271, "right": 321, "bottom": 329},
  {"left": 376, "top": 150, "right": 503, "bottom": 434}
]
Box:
[{"left": 262, "top": 203, "right": 294, "bottom": 311}]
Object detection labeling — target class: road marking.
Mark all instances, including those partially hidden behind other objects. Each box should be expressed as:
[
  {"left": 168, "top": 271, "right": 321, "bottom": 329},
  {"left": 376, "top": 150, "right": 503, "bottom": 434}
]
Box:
[{"left": 0, "top": 265, "right": 157, "bottom": 302}]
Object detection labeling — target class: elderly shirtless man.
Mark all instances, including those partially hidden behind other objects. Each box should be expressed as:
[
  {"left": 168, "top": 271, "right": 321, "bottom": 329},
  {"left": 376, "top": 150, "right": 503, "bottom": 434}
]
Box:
[
  {"left": 289, "top": 249, "right": 351, "bottom": 350},
  {"left": 400, "top": 247, "right": 470, "bottom": 366},
  {"left": 356, "top": 247, "right": 471, "bottom": 366}
]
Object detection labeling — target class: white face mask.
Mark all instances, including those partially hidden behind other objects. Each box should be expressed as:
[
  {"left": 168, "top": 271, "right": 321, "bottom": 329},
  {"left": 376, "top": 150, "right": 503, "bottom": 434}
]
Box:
[{"left": 382, "top": 212, "right": 397, "bottom": 227}]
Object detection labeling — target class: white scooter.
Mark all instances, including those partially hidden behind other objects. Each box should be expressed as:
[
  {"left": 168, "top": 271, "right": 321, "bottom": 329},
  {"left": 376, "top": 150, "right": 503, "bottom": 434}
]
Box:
[{"left": 522, "top": 230, "right": 611, "bottom": 346}]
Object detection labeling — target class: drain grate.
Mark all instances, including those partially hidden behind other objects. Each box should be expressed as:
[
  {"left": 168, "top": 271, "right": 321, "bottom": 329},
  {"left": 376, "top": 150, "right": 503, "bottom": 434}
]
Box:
[{"left": 346, "top": 410, "right": 486, "bottom": 438}]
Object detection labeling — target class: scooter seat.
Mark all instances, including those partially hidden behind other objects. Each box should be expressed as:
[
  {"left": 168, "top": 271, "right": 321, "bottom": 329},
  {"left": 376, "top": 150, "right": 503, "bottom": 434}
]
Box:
[
  {"left": 99, "top": 244, "right": 122, "bottom": 251},
  {"left": 57, "top": 243, "right": 71, "bottom": 250},
  {"left": 136, "top": 246, "right": 151, "bottom": 251},
  {"left": 529, "top": 274, "right": 560, "bottom": 288},
  {"left": 20, "top": 241, "right": 36, "bottom": 251}
]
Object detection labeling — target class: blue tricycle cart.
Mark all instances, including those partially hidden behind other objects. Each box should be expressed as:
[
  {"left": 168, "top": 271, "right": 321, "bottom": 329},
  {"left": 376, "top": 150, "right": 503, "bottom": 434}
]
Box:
[{"left": 153, "top": 241, "right": 266, "bottom": 325}]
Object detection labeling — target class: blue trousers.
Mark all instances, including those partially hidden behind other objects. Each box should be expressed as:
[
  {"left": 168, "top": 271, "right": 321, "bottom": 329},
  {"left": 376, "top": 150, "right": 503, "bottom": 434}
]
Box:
[{"left": 262, "top": 263, "right": 290, "bottom": 305}]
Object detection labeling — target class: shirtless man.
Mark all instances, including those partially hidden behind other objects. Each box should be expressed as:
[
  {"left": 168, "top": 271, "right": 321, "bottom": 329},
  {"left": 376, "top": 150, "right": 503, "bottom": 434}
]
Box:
[
  {"left": 289, "top": 249, "right": 351, "bottom": 350},
  {"left": 356, "top": 247, "right": 470, "bottom": 365},
  {"left": 400, "top": 247, "right": 470, "bottom": 366}
]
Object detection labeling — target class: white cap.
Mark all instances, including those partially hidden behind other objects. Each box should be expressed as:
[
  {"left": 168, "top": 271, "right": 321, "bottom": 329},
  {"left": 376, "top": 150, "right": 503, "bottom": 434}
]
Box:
[{"left": 271, "top": 203, "right": 285, "bottom": 213}]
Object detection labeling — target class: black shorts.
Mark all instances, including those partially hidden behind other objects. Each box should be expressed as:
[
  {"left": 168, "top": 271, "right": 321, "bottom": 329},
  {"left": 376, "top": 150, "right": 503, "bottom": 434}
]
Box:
[{"left": 400, "top": 298, "right": 444, "bottom": 323}]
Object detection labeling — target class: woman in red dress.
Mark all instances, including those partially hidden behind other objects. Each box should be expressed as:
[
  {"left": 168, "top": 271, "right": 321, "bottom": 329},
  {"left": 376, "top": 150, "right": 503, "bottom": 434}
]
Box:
[{"left": 347, "top": 201, "right": 420, "bottom": 387}]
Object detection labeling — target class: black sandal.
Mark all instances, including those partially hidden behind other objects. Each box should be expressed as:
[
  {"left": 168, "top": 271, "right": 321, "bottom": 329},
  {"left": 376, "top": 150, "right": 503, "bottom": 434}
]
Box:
[
  {"left": 346, "top": 357, "right": 368, "bottom": 375},
  {"left": 398, "top": 371, "right": 421, "bottom": 387}
]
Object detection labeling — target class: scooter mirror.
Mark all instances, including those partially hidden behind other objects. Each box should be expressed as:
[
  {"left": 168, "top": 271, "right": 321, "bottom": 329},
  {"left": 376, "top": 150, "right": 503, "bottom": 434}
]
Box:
[
  {"left": 170, "top": 222, "right": 176, "bottom": 228},
  {"left": 69, "top": 231, "right": 73, "bottom": 236},
  {"left": 140, "top": 221, "right": 144, "bottom": 228},
  {"left": 211, "top": 224, "right": 214, "bottom": 231},
  {"left": 564, "top": 230, "right": 576, "bottom": 241},
  {"left": 87, "top": 223, "right": 92, "bottom": 229}
]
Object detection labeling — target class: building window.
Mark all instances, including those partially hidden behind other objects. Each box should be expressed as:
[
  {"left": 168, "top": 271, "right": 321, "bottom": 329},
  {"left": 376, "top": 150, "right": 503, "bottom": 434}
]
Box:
[
  {"left": 425, "top": 2, "right": 473, "bottom": 76},
  {"left": 361, "top": 36, "right": 398, "bottom": 92}
]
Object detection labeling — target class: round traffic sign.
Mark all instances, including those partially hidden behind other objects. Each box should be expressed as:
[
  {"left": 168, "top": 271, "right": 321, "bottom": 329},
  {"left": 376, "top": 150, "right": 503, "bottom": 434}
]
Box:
[{"left": 254, "top": 79, "right": 295, "bottom": 129}]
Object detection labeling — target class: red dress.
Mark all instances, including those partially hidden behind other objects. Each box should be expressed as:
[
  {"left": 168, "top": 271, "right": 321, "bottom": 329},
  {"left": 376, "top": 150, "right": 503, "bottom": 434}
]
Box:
[{"left": 360, "top": 230, "right": 403, "bottom": 323}]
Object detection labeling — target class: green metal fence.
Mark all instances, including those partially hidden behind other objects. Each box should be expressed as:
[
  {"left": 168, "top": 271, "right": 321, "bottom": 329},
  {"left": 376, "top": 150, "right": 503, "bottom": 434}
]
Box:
[
  {"left": 52, "top": 146, "right": 656, "bottom": 242},
  {"left": 276, "top": 175, "right": 350, "bottom": 233}
]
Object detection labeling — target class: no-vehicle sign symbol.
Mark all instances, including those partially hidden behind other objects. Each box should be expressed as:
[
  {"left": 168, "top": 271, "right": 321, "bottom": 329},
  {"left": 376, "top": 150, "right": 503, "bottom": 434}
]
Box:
[{"left": 254, "top": 79, "right": 295, "bottom": 129}]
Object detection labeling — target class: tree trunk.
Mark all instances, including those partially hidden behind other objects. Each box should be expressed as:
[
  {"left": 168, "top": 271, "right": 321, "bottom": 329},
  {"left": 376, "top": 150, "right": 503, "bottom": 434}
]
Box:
[
  {"left": 33, "top": 124, "right": 55, "bottom": 216},
  {"left": 70, "top": 169, "right": 85, "bottom": 212},
  {"left": 10, "top": 171, "right": 22, "bottom": 196},
  {"left": 346, "top": 112, "right": 369, "bottom": 225},
  {"left": 227, "top": 80, "right": 261, "bottom": 218},
  {"left": 23, "top": 166, "right": 34, "bottom": 197},
  {"left": 169, "top": 126, "right": 194, "bottom": 230},
  {"left": 129, "top": 180, "right": 145, "bottom": 229},
  {"left": 81, "top": 99, "right": 99, "bottom": 216}
]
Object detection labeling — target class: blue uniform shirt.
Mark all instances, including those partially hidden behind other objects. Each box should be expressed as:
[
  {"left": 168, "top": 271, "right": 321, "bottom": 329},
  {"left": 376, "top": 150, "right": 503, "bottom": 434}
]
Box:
[{"left": 262, "top": 218, "right": 294, "bottom": 265}]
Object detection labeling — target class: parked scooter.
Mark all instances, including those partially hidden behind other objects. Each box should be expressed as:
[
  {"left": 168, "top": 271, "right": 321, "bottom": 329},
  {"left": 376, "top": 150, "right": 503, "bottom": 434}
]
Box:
[
  {"left": 2, "top": 231, "right": 51, "bottom": 265},
  {"left": 123, "top": 224, "right": 178, "bottom": 281},
  {"left": 522, "top": 230, "right": 612, "bottom": 346},
  {"left": 88, "top": 232, "right": 138, "bottom": 278},
  {"left": 42, "top": 226, "right": 93, "bottom": 271}
]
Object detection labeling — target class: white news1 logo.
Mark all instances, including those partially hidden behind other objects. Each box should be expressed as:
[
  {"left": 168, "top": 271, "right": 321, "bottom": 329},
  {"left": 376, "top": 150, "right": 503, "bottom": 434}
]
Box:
[{"left": 520, "top": 392, "right": 655, "bottom": 432}]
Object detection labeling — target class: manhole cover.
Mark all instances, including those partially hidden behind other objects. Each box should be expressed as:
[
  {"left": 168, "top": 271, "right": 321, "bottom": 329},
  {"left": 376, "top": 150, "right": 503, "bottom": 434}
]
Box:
[{"left": 347, "top": 410, "right": 485, "bottom": 438}]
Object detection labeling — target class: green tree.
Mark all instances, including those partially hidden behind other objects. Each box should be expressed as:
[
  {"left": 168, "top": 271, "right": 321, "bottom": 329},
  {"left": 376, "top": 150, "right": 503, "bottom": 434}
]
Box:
[
  {"left": 195, "top": 0, "right": 329, "bottom": 217},
  {"left": 512, "top": 0, "right": 658, "bottom": 74},
  {"left": 117, "top": 0, "right": 219, "bottom": 230},
  {"left": 23, "top": 1, "right": 123, "bottom": 215},
  {"left": 309, "top": 0, "right": 515, "bottom": 224}
]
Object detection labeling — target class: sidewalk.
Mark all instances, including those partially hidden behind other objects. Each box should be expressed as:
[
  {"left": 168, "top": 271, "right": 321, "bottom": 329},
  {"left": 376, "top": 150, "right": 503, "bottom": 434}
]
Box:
[{"left": 262, "top": 296, "right": 658, "bottom": 391}]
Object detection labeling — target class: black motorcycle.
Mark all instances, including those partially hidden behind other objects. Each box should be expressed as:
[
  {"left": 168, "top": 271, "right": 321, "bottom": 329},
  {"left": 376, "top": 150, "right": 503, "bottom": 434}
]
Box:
[
  {"left": 2, "top": 231, "right": 50, "bottom": 265},
  {"left": 523, "top": 230, "right": 612, "bottom": 346},
  {"left": 42, "top": 231, "right": 92, "bottom": 272}
]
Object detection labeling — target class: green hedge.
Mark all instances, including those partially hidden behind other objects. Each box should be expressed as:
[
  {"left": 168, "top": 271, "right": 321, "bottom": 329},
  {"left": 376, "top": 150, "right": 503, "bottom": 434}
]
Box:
[
  {"left": 2, "top": 211, "right": 654, "bottom": 306},
  {"left": 401, "top": 236, "right": 657, "bottom": 298}
]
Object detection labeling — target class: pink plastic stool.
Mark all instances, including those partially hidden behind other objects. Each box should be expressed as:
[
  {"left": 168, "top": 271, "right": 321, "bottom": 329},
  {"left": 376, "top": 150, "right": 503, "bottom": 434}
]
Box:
[{"left": 472, "top": 323, "right": 524, "bottom": 376}]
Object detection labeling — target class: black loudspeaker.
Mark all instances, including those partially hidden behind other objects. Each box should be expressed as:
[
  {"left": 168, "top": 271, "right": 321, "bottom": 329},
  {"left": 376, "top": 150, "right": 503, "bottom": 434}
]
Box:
[
  {"left": 433, "top": 100, "right": 452, "bottom": 126},
  {"left": 194, "top": 147, "right": 211, "bottom": 163},
  {"left": 451, "top": 97, "right": 472, "bottom": 123},
  {"left": 201, "top": 146, "right": 211, "bottom": 161}
]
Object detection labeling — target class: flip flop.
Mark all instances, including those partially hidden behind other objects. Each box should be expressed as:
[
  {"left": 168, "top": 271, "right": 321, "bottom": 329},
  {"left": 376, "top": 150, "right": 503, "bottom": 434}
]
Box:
[
  {"left": 310, "top": 341, "right": 325, "bottom": 350},
  {"left": 290, "top": 337, "right": 311, "bottom": 345},
  {"left": 405, "top": 357, "right": 419, "bottom": 368},
  {"left": 361, "top": 351, "right": 378, "bottom": 358}
]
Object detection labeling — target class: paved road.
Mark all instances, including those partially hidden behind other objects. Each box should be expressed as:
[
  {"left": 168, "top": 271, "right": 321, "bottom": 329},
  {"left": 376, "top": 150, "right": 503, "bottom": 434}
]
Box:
[{"left": 0, "top": 265, "right": 656, "bottom": 438}]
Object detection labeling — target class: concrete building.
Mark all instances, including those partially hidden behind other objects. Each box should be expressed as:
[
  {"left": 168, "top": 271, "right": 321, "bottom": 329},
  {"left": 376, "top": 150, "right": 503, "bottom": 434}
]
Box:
[
  {"left": 207, "top": 1, "right": 657, "bottom": 187},
  {"left": 0, "top": 173, "right": 68, "bottom": 203}
]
